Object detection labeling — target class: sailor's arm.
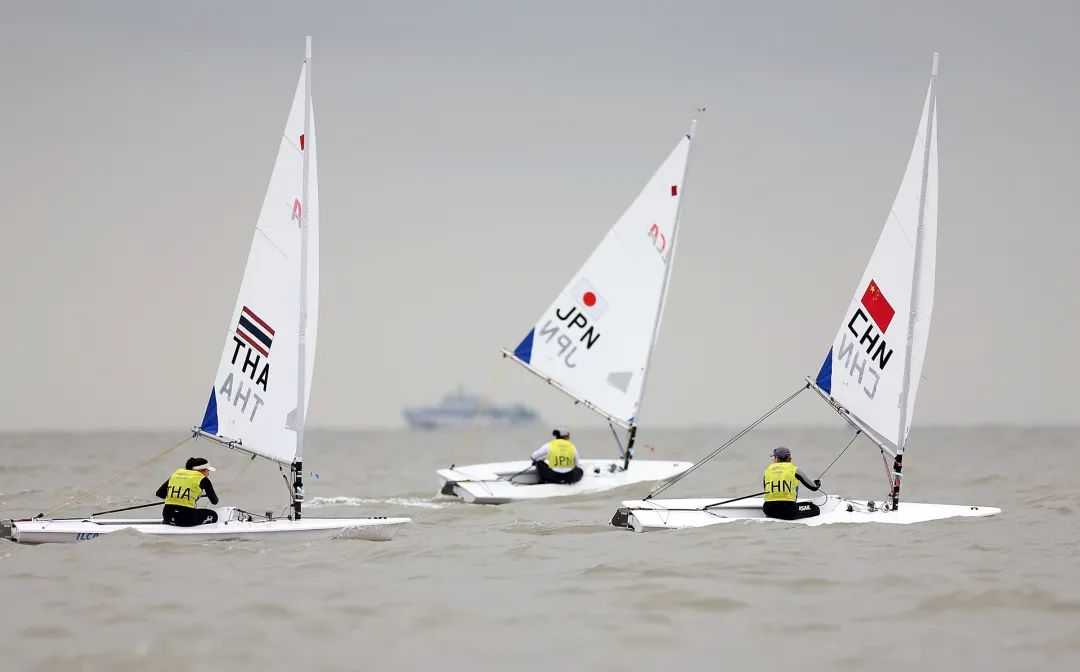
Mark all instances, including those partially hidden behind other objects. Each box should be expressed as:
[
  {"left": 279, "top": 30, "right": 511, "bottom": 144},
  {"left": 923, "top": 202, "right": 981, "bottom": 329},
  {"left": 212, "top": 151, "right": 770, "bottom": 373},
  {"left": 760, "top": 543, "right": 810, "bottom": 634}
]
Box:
[
  {"left": 531, "top": 443, "right": 550, "bottom": 463},
  {"left": 795, "top": 468, "right": 821, "bottom": 491},
  {"left": 201, "top": 478, "right": 220, "bottom": 505},
  {"left": 155, "top": 481, "right": 169, "bottom": 499}
]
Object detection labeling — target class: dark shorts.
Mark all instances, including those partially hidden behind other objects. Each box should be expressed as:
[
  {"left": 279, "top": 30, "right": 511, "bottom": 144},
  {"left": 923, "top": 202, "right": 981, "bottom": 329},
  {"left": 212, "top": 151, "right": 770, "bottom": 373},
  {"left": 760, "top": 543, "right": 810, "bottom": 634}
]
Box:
[
  {"left": 162, "top": 505, "right": 219, "bottom": 527},
  {"left": 762, "top": 500, "right": 820, "bottom": 520},
  {"left": 534, "top": 461, "right": 584, "bottom": 484}
]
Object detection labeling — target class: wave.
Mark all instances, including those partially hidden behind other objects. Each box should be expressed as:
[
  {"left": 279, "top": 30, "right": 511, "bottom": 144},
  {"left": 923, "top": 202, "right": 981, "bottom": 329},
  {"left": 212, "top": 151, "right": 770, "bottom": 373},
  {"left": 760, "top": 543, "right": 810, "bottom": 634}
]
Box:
[{"left": 306, "top": 496, "right": 448, "bottom": 510}]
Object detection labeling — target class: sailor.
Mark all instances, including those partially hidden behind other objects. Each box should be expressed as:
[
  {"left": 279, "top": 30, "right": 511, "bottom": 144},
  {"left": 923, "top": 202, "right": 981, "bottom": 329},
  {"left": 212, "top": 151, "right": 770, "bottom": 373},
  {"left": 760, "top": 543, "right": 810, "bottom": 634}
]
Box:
[
  {"left": 531, "top": 429, "right": 584, "bottom": 485},
  {"left": 156, "top": 457, "right": 220, "bottom": 526},
  {"left": 762, "top": 446, "right": 822, "bottom": 520}
]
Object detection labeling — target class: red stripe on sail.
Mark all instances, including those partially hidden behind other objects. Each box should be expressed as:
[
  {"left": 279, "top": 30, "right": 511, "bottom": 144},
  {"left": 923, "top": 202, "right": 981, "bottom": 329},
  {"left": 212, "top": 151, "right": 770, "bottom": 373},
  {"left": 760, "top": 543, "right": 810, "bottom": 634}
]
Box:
[
  {"left": 242, "top": 306, "right": 275, "bottom": 336},
  {"left": 236, "top": 328, "right": 269, "bottom": 357},
  {"left": 671, "top": 185, "right": 678, "bottom": 196}
]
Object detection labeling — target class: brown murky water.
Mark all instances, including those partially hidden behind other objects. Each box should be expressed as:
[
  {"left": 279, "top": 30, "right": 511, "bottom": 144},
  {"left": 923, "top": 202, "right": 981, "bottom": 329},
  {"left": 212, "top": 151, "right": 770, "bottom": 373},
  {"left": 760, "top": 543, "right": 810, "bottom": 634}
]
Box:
[{"left": 2, "top": 426, "right": 1077, "bottom": 671}]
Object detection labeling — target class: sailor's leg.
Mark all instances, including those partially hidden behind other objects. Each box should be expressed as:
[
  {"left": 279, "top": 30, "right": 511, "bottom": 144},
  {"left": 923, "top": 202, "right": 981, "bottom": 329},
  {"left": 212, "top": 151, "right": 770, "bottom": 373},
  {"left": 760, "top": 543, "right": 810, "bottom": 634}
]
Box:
[
  {"left": 792, "top": 502, "right": 821, "bottom": 519},
  {"left": 762, "top": 501, "right": 798, "bottom": 520},
  {"left": 165, "top": 506, "right": 202, "bottom": 527},
  {"left": 533, "top": 461, "right": 556, "bottom": 484}
]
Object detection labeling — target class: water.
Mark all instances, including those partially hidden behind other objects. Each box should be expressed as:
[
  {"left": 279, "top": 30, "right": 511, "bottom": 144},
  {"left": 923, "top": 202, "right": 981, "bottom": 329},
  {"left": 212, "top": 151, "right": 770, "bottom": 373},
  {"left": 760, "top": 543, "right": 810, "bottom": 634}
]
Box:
[{"left": 2, "top": 426, "right": 1078, "bottom": 671}]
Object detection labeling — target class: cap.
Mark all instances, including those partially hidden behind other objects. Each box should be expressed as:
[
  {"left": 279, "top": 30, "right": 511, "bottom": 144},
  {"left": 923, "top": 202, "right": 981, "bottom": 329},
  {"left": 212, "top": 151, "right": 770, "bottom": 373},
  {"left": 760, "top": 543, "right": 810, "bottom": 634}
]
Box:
[
  {"left": 771, "top": 446, "right": 791, "bottom": 460},
  {"left": 186, "top": 457, "right": 217, "bottom": 472},
  {"left": 552, "top": 428, "right": 570, "bottom": 439}
]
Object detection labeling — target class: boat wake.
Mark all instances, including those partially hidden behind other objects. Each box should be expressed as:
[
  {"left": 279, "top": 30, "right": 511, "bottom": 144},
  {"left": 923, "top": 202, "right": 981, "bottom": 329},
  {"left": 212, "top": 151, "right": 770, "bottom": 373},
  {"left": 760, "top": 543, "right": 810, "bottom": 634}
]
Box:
[{"left": 307, "top": 496, "right": 448, "bottom": 510}]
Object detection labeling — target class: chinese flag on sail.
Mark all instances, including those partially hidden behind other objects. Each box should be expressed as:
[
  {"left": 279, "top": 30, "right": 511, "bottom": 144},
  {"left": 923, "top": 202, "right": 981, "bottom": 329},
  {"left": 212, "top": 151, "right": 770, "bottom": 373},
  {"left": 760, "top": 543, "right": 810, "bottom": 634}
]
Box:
[{"left": 861, "top": 280, "right": 895, "bottom": 332}]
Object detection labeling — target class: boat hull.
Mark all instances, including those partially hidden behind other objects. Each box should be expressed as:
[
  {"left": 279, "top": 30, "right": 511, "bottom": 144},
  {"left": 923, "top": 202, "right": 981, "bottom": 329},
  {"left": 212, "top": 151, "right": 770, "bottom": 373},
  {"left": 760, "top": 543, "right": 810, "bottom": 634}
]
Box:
[
  {"left": 436, "top": 459, "right": 693, "bottom": 504},
  {"left": 8, "top": 508, "right": 410, "bottom": 544},
  {"left": 612, "top": 496, "right": 1001, "bottom": 532}
]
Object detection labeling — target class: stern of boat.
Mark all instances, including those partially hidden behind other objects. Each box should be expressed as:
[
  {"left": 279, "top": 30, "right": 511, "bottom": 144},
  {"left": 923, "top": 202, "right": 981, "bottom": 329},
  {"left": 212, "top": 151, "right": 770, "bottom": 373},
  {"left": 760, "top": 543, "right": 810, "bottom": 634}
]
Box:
[{"left": 610, "top": 507, "right": 631, "bottom": 529}]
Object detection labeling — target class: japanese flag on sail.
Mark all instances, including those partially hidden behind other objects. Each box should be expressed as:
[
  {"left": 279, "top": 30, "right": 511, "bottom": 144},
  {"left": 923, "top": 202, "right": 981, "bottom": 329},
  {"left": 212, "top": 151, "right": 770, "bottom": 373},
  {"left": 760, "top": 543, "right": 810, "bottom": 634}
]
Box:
[{"left": 571, "top": 277, "right": 609, "bottom": 320}]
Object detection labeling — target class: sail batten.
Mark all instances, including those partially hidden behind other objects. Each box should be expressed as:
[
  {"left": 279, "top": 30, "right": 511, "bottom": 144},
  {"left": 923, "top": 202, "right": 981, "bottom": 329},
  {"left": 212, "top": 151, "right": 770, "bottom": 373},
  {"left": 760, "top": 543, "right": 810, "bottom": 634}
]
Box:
[{"left": 507, "top": 127, "right": 693, "bottom": 426}]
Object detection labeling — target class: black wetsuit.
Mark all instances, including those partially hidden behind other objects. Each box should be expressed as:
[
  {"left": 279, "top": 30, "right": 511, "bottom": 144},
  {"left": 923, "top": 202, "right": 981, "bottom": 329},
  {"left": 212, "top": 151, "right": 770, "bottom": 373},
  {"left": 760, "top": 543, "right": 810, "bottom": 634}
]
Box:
[
  {"left": 762, "top": 468, "right": 821, "bottom": 520},
  {"left": 156, "top": 477, "right": 220, "bottom": 526},
  {"left": 533, "top": 461, "right": 584, "bottom": 484}
]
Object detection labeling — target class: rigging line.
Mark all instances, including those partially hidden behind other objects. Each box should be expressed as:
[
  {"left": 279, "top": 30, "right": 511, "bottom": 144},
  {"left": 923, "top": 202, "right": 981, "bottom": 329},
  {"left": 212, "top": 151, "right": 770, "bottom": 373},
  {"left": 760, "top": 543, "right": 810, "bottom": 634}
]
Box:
[
  {"left": 39, "top": 435, "right": 194, "bottom": 519},
  {"left": 816, "top": 430, "right": 862, "bottom": 480},
  {"left": 879, "top": 448, "right": 893, "bottom": 500},
  {"left": 646, "top": 383, "right": 809, "bottom": 500},
  {"left": 279, "top": 464, "right": 294, "bottom": 500},
  {"left": 448, "top": 359, "right": 506, "bottom": 469},
  {"left": 220, "top": 453, "right": 258, "bottom": 494},
  {"left": 608, "top": 422, "right": 626, "bottom": 459}
]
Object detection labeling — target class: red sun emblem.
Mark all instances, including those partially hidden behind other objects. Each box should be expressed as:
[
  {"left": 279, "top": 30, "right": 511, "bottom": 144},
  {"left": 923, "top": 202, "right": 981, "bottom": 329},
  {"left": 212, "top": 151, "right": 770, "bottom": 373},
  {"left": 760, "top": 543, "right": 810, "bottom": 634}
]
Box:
[{"left": 582, "top": 291, "right": 597, "bottom": 307}]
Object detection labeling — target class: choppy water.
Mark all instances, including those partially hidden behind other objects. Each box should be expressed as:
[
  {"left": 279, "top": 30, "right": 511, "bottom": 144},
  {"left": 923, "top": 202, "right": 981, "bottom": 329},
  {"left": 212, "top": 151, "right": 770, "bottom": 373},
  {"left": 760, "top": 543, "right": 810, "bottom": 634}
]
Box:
[{"left": 2, "top": 426, "right": 1078, "bottom": 671}]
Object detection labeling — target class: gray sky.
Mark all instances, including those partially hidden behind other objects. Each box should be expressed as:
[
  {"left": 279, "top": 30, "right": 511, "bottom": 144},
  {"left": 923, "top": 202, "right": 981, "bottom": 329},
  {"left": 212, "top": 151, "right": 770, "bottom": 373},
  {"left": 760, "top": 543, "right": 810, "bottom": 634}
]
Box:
[{"left": 1, "top": 1, "right": 1076, "bottom": 431}]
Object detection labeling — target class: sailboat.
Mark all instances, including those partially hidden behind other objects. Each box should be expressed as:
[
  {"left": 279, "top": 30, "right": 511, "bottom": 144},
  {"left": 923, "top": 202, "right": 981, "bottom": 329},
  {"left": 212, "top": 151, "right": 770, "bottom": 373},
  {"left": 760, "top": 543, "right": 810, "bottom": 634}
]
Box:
[
  {"left": 5, "top": 38, "right": 410, "bottom": 544},
  {"left": 436, "top": 120, "right": 699, "bottom": 504},
  {"left": 612, "top": 55, "right": 1001, "bottom": 531}
]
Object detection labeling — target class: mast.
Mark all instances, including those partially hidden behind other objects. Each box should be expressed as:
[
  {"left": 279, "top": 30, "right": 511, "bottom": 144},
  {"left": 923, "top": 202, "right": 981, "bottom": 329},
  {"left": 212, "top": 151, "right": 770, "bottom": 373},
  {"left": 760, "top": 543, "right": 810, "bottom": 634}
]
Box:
[
  {"left": 622, "top": 117, "right": 698, "bottom": 469},
  {"left": 293, "top": 36, "right": 313, "bottom": 519},
  {"left": 892, "top": 53, "right": 938, "bottom": 511}
]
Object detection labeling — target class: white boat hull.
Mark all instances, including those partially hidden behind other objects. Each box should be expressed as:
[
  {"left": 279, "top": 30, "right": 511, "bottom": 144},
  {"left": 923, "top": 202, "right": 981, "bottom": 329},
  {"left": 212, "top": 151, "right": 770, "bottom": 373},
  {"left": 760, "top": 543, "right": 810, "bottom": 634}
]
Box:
[
  {"left": 612, "top": 496, "right": 1001, "bottom": 532},
  {"left": 436, "top": 459, "right": 693, "bottom": 504},
  {"left": 8, "top": 507, "right": 410, "bottom": 544}
]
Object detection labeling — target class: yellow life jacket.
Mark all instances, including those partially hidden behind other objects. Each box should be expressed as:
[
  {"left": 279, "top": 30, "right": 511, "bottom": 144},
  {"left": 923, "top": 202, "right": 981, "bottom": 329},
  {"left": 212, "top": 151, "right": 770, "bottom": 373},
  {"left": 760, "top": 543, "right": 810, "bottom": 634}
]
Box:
[
  {"left": 164, "top": 468, "right": 205, "bottom": 508},
  {"left": 763, "top": 462, "right": 798, "bottom": 502},
  {"left": 547, "top": 439, "right": 577, "bottom": 472}
]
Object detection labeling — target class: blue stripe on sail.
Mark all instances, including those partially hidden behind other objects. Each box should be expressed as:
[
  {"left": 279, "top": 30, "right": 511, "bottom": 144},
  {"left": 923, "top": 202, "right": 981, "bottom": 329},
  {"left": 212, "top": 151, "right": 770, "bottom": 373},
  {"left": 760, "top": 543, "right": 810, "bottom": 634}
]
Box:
[
  {"left": 513, "top": 328, "right": 535, "bottom": 364},
  {"left": 200, "top": 388, "right": 219, "bottom": 434},
  {"left": 815, "top": 347, "right": 833, "bottom": 394}
]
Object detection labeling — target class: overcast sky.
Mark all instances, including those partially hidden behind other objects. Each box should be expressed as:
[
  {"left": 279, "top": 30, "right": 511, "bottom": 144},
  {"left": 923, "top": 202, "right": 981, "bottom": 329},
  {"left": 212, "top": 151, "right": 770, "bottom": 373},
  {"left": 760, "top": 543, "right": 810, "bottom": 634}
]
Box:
[{"left": 1, "top": 1, "right": 1076, "bottom": 431}]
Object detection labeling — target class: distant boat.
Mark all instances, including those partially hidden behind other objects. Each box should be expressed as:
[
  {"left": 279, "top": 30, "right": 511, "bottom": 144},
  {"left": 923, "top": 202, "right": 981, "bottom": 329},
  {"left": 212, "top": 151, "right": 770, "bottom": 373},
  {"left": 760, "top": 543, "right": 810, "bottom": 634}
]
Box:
[{"left": 403, "top": 388, "right": 541, "bottom": 430}]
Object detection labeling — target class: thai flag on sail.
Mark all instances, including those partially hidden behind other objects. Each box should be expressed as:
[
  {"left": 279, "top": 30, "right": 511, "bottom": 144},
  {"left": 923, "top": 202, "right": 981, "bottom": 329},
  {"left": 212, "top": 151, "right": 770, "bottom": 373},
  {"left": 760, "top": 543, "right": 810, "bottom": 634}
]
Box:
[
  {"left": 236, "top": 306, "right": 275, "bottom": 357},
  {"left": 861, "top": 280, "right": 895, "bottom": 332}
]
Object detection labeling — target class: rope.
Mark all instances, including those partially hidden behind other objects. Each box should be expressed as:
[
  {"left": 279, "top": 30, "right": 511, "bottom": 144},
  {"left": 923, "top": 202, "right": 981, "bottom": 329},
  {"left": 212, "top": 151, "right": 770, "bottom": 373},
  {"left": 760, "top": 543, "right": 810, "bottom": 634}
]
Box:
[
  {"left": 448, "top": 361, "right": 505, "bottom": 468},
  {"left": 608, "top": 422, "right": 626, "bottom": 459},
  {"left": 816, "top": 430, "right": 862, "bottom": 480},
  {"left": 40, "top": 435, "right": 193, "bottom": 518},
  {"left": 646, "top": 384, "right": 808, "bottom": 500},
  {"left": 220, "top": 453, "right": 258, "bottom": 494},
  {"left": 879, "top": 447, "right": 893, "bottom": 499}
]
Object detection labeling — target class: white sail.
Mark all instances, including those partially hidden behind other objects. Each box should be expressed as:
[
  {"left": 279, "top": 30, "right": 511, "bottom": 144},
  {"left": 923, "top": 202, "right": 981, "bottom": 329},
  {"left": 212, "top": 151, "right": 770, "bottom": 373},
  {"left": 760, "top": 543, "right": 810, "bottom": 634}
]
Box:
[
  {"left": 508, "top": 127, "right": 693, "bottom": 426},
  {"left": 198, "top": 66, "right": 317, "bottom": 465},
  {"left": 904, "top": 97, "right": 936, "bottom": 441},
  {"left": 815, "top": 72, "right": 937, "bottom": 449}
]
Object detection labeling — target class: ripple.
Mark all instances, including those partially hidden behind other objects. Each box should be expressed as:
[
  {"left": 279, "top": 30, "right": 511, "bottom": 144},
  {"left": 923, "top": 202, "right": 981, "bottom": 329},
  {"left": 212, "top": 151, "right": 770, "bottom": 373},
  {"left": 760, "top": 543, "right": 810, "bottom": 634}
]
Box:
[
  {"left": 307, "top": 496, "right": 447, "bottom": 510},
  {"left": 19, "top": 624, "right": 71, "bottom": 638},
  {"left": 911, "top": 588, "right": 1080, "bottom": 615}
]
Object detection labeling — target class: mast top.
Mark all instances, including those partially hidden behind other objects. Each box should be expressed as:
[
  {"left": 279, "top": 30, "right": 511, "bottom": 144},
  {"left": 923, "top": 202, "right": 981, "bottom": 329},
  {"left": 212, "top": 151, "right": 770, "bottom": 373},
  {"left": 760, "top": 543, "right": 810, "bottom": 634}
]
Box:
[
  {"left": 306, "top": 36, "right": 312, "bottom": 60},
  {"left": 931, "top": 52, "right": 939, "bottom": 76}
]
